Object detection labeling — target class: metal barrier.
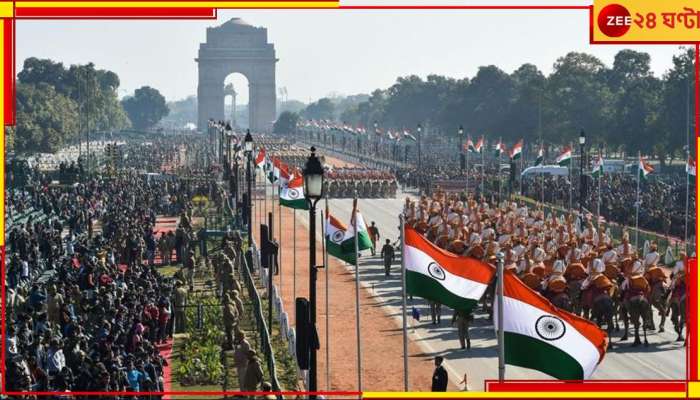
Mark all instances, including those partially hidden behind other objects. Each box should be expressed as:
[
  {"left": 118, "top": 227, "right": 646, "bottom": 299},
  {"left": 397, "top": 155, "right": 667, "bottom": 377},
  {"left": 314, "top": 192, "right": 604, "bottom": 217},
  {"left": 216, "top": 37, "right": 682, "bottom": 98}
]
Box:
[{"left": 241, "top": 242, "right": 283, "bottom": 396}]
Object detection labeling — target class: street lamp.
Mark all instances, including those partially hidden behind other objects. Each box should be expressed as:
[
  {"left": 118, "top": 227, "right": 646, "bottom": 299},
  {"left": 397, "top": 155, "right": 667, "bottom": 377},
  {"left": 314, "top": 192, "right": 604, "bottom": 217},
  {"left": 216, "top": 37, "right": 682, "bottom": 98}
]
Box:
[
  {"left": 417, "top": 123, "right": 423, "bottom": 171},
  {"left": 303, "top": 146, "right": 324, "bottom": 399},
  {"left": 244, "top": 129, "right": 254, "bottom": 242},
  {"left": 224, "top": 123, "right": 233, "bottom": 179},
  {"left": 579, "top": 129, "right": 586, "bottom": 215}
]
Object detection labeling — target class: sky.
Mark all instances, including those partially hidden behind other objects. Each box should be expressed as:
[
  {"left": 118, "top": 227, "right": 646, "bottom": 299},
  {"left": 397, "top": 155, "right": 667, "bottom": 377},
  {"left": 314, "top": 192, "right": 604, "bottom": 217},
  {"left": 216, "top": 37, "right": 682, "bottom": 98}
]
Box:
[{"left": 16, "top": 9, "right": 690, "bottom": 105}]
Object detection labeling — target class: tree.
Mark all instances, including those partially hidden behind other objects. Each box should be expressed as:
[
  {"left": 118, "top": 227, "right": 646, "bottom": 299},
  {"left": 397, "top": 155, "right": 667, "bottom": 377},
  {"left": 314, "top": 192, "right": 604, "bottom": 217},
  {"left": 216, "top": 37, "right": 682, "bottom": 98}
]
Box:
[
  {"left": 273, "top": 111, "right": 299, "bottom": 134},
  {"left": 302, "top": 98, "right": 335, "bottom": 121},
  {"left": 121, "top": 86, "right": 170, "bottom": 130},
  {"left": 659, "top": 48, "right": 695, "bottom": 161},
  {"left": 15, "top": 82, "right": 79, "bottom": 154}
]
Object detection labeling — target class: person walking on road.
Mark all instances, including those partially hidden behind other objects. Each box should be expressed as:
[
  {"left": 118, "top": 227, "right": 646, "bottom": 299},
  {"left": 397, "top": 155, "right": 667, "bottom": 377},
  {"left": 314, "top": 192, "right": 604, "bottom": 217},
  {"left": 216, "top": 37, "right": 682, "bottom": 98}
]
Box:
[
  {"left": 452, "top": 309, "right": 472, "bottom": 350},
  {"left": 431, "top": 356, "right": 448, "bottom": 392},
  {"left": 380, "top": 239, "right": 395, "bottom": 277},
  {"left": 368, "top": 221, "right": 380, "bottom": 256},
  {"left": 430, "top": 301, "right": 442, "bottom": 325}
]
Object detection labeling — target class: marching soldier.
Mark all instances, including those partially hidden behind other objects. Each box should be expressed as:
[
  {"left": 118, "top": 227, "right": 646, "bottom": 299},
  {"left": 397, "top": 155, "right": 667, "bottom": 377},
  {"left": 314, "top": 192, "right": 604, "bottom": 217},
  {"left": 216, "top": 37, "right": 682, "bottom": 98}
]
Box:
[
  {"left": 222, "top": 293, "right": 239, "bottom": 350},
  {"left": 452, "top": 309, "right": 472, "bottom": 350}
]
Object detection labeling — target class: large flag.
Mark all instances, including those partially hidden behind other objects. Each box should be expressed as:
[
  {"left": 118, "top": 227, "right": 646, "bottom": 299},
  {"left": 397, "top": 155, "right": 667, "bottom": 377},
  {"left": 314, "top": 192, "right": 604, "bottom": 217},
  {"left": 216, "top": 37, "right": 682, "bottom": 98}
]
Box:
[
  {"left": 342, "top": 199, "right": 373, "bottom": 253},
  {"left": 255, "top": 148, "right": 266, "bottom": 169},
  {"left": 279, "top": 174, "right": 308, "bottom": 210},
  {"left": 591, "top": 155, "right": 604, "bottom": 178},
  {"left": 509, "top": 139, "right": 523, "bottom": 160},
  {"left": 494, "top": 139, "right": 506, "bottom": 158},
  {"left": 403, "top": 226, "right": 495, "bottom": 312},
  {"left": 534, "top": 146, "right": 544, "bottom": 166},
  {"left": 556, "top": 146, "right": 572, "bottom": 166},
  {"left": 494, "top": 271, "right": 608, "bottom": 380},
  {"left": 687, "top": 156, "right": 696, "bottom": 177},
  {"left": 403, "top": 130, "right": 417, "bottom": 142},
  {"left": 278, "top": 163, "right": 291, "bottom": 186},
  {"left": 638, "top": 156, "right": 654, "bottom": 180},
  {"left": 325, "top": 208, "right": 356, "bottom": 264}
]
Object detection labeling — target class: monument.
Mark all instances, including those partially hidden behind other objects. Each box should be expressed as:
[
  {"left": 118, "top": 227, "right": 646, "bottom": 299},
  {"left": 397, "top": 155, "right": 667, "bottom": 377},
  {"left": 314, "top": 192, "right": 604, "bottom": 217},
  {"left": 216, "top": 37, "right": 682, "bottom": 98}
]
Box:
[{"left": 196, "top": 18, "right": 277, "bottom": 132}]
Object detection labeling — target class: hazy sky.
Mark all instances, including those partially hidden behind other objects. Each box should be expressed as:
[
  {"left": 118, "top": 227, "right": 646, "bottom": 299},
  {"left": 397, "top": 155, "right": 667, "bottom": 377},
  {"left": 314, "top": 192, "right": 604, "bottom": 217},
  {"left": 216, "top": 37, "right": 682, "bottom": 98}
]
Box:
[{"left": 16, "top": 9, "right": 690, "bottom": 105}]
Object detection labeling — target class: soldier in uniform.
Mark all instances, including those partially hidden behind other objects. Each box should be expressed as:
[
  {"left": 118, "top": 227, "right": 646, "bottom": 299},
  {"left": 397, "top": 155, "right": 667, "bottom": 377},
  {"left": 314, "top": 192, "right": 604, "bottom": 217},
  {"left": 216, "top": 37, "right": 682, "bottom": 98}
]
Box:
[
  {"left": 184, "top": 250, "right": 196, "bottom": 291},
  {"left": 452, "top": 309, "right": 472, "bottom": 350},
  {"left": 430, "top": 301, "right": 442, "bottom": 325},
  {"left": 173, "top": 281, "right": 188, "bottom": 333},
  {"left": 233, "top": 331, "right": 251, "bottom": 390},
  {"left": 243, "top": 350, "right": 264, "bottom": 393},
  {"left": 222, "top": 293, "right": 239, "bottom": 350}
]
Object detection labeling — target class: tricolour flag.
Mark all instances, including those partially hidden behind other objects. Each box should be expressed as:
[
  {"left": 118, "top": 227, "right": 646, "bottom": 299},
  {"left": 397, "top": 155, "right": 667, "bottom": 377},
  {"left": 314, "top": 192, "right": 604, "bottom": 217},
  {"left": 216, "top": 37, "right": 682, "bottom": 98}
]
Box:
[
  {"left": 591, "top": 155, "right": 604, "bottom": 178},
  {"left": 467, "top": 136, "right": 476, "bottom": 153},
  {"left": 473, "top": 136, "right": 484, "bottom": 154},
  {"left": 535, "top": 146, "right": 544, "bottom": 166},
  {"left": 687, "top": 156, "right": 696, "bottom": 177},
  {"left": 403, "top": 130, "right": 417, "bottom": 142},
  {"left": 494, "top": 271, "right": 608, "bottom": 380},
  {"left": 255, "top": 148, "right": 266, "bottom": 169},
  {"left": 342, "top": 199, "right": 373, "bottom": 253},
  {"left": 403, "top": 226, "right": 495, "bottom": 312},
  {"left": 494, "top": 139, "right": 506, "bottom": 158},
  {"left": 509, "top": 139, "right": 523, "bottom": 160},
  {"left": 279, "top": 174, "right": 308, "bottom": 210},
  {"left": 638, "top": 156, "right": 654, "bottom": 180},
  {"left": 556, "top": 146, "right": 572, "bottom": 167},
  {"left": 325, "top": 208, "right": 356, "bottom": 264}
]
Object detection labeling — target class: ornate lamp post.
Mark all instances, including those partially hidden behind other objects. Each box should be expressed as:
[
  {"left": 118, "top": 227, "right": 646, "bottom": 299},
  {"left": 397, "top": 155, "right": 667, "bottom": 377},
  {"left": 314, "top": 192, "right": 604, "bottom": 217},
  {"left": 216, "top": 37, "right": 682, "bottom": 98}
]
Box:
[{"left": 303, "top": 147, "right": 325, "bottom": 399}]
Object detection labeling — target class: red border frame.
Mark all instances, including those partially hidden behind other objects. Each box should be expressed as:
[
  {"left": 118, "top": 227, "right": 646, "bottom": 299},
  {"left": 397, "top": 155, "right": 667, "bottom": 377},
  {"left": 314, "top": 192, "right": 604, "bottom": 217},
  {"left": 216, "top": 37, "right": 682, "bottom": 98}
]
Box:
[{"left": 1, "top": 2, "right": 698, "bottom": 398}]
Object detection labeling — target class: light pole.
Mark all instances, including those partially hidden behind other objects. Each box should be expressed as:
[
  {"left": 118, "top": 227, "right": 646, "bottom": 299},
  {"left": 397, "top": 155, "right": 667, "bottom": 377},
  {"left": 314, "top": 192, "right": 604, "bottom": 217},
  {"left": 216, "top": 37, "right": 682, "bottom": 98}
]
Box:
[
  {"left": 373, "top": 120, "right": 379, "bottom": 155},
  {"left": 224, "top": 123, "right": 233, "bottom": 180},
  {"left": 417, "top": 124, "right": 422, "bottom": 171},
  {"left": 303, "top": 147, "right": 325, "bottom": 399},
  {"left": 244, "top": 130, "right": 254, "bottom": 243},
  {"left": 458, "top": 125, "right": 464, "bottom": 173},
  {"left": 579, "top": 130, "right": 586, "bottom": 215}
]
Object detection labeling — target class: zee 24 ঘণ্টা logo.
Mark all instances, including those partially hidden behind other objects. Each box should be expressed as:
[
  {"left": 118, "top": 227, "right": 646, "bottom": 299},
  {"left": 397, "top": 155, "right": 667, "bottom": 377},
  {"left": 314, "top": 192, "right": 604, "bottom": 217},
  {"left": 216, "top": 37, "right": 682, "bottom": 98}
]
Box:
[{"left": 594, "top": 1, "right": 700, "bottom": 42}]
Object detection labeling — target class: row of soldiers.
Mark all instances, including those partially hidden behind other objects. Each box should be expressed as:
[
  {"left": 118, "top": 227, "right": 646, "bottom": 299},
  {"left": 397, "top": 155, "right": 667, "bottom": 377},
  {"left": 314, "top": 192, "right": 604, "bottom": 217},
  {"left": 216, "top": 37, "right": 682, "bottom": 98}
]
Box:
[
  {"left": 404, "top": 188, "right": 688, "bottom": 342},
  {"left": 326, "top": 168, "right": 398, "bottom": 198}
]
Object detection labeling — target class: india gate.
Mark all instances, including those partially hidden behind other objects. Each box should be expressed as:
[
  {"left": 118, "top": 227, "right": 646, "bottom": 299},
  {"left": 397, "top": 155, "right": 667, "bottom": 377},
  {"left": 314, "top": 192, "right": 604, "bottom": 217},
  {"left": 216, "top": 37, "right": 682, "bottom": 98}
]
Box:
[{"left": 196, "top": 18, "right": 277, "bottom": 132}]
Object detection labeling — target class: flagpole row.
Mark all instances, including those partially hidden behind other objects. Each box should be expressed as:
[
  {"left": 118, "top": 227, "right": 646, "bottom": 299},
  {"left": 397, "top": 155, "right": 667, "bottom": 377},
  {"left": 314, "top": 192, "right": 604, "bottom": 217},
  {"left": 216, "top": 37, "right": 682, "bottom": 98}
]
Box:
[{"left": 400, "top": 214, "right": 409, "bottom": 392}]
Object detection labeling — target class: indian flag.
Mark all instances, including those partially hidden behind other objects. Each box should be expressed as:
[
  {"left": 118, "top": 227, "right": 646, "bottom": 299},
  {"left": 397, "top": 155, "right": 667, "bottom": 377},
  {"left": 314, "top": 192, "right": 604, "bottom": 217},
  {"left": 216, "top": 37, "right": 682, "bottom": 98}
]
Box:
[
  {"left": 403, "top": 226, "right": 495, "bottom": 312},
  {"left": 494, "top": 271, "right": 608, "bottom": 380},
  {"left": 556, "top": 146, "right": 572, "bottom": 166},
  {"left": 638, "top": 156, "right": 653, "bottom": 180},
  {"left": 473, "top": 136, "right": 485, "bottom": 154},
  {"left": 591, "top": 155, "right": 604, "bottom": 178},
  {"left": 467, "top": 136, "right": 476, "bottom": 153},
  {"left": 535, "top": 146, "right": 544, "bottom": 166},
  {"left": 280, "top": 174, "right": 308, "bottom": 210},
  {"left": 494, "top": 139, "right": 506, "bottom": 158},
  {"left": 325, "top": 208, "right": 356, "bottom": 264},
  {"left": 403, "top": 130, "right": 417, "bottom": 142},
  {"left": 255, "top": 148, "right": 266, "bottom": 169},
  {"left": 510, "top": 139, "right": 523, "bottom": 160},
  {"left": 342, "top": 199, "right": 373, "bottom": 253},
  {"left": 687, "top": 156, "right": 696, "bottom": 177}
]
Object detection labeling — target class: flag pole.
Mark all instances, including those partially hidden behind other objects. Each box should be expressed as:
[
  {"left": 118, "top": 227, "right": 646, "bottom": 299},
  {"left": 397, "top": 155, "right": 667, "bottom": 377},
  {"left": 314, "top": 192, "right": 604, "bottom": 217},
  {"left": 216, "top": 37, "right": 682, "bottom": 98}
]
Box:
[
  {"left": 400, "top": 214, "right": 409, "bottom": 392},
  {"left": 293, "top": 207, "right": 297, "bottom": 319},
  {"left": 353, "top": 191, "right": 363, "bottom": 392},
  {"left": 569, "top": 142, "right": 573, "bottom": 213},
  {"left": 279, "top": 179, "right": 283, "bottom": 303},
  {"left": 323, "top": 187, "right": 331, "bottom": 391},
  {"left": 466, "top": 137, "right": 470, "bottom": 197},
  {"left": 481, "top": 138, "right": 485, "bottom": 197},
  {"left": 635, "top": 152, "right": 641, "bottom": 252},
  {"left": 497, "top": 251, "right": 505, "bottom": 382},
  {"left": 597, "top": 151, "right": 602, "bottom": 231},
  {"left": 497, "top": 138, "right": 502, "bottom": 205}
]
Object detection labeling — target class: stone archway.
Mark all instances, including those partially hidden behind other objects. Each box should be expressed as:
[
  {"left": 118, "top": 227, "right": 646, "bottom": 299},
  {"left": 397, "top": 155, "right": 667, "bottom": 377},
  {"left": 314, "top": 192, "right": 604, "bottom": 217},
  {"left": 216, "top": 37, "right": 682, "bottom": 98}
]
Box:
[{"left": 196, "top": 18, "right": 277, "bottom": 132}]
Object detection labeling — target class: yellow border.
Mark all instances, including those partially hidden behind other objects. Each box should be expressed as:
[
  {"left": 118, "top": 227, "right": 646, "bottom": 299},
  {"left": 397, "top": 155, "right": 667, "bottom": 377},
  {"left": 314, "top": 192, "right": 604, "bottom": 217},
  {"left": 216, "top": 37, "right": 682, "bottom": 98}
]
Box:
[{"left": 16, "top": 1, "right": 338, "bottom": 8}]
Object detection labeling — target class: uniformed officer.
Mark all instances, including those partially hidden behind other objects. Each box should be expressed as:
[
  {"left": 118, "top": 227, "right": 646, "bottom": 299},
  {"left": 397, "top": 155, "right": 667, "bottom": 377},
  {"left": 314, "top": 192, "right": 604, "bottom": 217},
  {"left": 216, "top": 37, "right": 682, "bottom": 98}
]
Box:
[
  {"left": 173, "top": 281, "right": 188, "bottom": 333},
  {"left": 222, "top": 293, "right": 239, "bottom": 350},
  {"left": 452, "top": 309, "right": 472, "bottom": 350}
]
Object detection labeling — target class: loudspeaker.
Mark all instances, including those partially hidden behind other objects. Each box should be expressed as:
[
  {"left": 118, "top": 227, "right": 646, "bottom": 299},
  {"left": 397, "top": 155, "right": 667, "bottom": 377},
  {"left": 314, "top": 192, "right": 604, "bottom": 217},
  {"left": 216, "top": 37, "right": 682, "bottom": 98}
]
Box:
[{"left": 295, "top": 297, "right": 310, "bottom": 369}]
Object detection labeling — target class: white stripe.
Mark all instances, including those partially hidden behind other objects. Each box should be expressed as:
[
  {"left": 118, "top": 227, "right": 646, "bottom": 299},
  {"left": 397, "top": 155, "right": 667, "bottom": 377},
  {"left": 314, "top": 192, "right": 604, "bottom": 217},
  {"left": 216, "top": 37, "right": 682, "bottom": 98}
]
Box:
[
  {"left": 404, "top": 244, "right": 488, "bottom": 301},
  {"left": 496, "top": 296, "right": 600, "bottom": 378}
]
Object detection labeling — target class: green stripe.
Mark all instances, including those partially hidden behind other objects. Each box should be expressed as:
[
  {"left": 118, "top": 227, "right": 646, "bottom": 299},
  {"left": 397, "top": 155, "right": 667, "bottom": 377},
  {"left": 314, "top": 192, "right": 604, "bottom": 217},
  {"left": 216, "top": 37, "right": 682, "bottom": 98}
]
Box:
[
  {"left": 504, "top": 331, "right": 584, "bottom": 380},
  {"left": 327, "top": 239, "right": 356, "bottom": 264},
  {"left": 406, "top": 271, "right": 479, "bottom": 312},
  {"left": 341, "top": 231, "right": 373, "bottom": 252},
  {"left": 280, "top": 198, "right": 308, "bottom": 210},
  {"left": 557, "top": 158, "right": 571, "bottom": 167}
]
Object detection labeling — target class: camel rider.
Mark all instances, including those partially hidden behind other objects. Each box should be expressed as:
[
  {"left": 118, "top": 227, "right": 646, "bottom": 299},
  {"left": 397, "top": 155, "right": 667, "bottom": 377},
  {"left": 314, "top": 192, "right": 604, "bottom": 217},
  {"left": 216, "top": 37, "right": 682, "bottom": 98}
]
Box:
[
  {"left": 582, "top": 259, "right": 614, "bottom": 300},
  {"left": 620, "top": 260, "right": 651, "bottom": 300},
  {"left": 616, "top": 232, "right": 635, "bottom": 259},
  {"left": 601, "top": 243, "right": 618, "bottom": 266},
  {"left": 669, "top": 254, "right": 687, "bottom": 299},
  {"left": 530, "top": 244, "right": 547, "bottom": 278},
  {"left": 642, "top": 242, "right": 661, "bottom": 270},
  {"left": 543, "top": 259, "right": 567, "bottom": 293}
]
